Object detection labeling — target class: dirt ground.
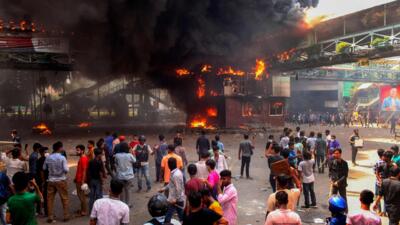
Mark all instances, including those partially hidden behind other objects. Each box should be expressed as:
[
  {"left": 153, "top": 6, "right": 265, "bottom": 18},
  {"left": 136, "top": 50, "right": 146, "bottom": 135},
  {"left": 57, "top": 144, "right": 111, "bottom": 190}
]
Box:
[{"left": 16, "top": 124, "right": 394, "bottom": 225}]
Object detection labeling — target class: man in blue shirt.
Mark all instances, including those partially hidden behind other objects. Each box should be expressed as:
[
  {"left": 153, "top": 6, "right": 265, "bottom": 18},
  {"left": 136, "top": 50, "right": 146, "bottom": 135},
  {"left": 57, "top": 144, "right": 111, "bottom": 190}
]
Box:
[
  {"left": 382, "top": 88, "right": 400, "bottom": 111},
  {"left": 43, "top": 141, "right": 70, "bottom": 223}
]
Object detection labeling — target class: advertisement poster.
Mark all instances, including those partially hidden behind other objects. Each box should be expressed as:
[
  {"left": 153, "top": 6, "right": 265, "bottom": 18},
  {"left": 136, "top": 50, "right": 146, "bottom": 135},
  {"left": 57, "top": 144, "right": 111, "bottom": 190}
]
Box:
[{"left": 380, "top": 85, "right": 400, "bottom": 111}]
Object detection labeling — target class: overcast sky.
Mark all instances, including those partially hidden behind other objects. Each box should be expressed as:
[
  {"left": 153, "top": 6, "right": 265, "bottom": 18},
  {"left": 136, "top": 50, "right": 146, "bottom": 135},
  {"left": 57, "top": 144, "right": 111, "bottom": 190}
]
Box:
[{"left": 307, "top": 0, "right": 396, "bottom": 19}]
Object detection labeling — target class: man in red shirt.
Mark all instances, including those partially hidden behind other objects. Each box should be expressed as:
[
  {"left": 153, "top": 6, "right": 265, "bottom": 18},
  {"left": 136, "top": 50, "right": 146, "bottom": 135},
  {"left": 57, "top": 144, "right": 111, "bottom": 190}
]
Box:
[
  {"left": 75, "top": 144, "right": 89, "bottom": 216},
  {"left": 185, "top": 164, "right": 205, "bottom": 196},
  {"left": 129, "top": 134, "right": 139, "bottom": 149}
]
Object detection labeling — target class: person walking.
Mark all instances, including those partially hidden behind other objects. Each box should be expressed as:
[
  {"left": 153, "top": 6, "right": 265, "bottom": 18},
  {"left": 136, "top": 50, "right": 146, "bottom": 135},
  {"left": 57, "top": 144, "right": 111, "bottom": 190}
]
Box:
[
  {"left": 153, "top": 134, "right": 168, "bottom": 183},
  {"left": 196, "top": 130, "right": 210, "bottom": 160},
  {"left": 212, "top": 146, "right": 228, "bottom": 173},
  {"left": 238, "top": 134, "right": 254, "bottom": 179},
  {"left": 315, "top": 132, "right": 327, "bottom": 173},
  {"left": 390, "top": 116, "right": 397, "bottom": 134},
  {"left": 159, "top": 157, "right": 185, "bottom": 223},
  {"left": 74, "top": 144, "right": 89, "bottom": 216},
  {"left": 90, "top": 179, "right": 130, "bottom": 225},
  {"left": 114, "top": 142, "right": 136, "bottom": 208},
  {"left": 328, "top": 149, "right": 349, "bottom": 202},
  {"left": 43, "top": 141, "right": 70, "bottom": 223},
  {"left": 132, "top": 135, "right": 152, "bottom": 192},
  {"left": 298, "top": 151, "right": 316, "bottom": 208},
  {"left": 217, "top": 170, "right": 238, "bottom": 225},
  {"left": 349, "top": 129, "right": 361, "bottom": 166},
  {"left": 347, "top": 189, "right": 381, "bottom": 225},
  {"left": 266, "top": 175, "right": 301, "bottom": 216},
  {"left": 265, "top": 191, "right": 301, "bottom": 225},
  {"left": 161, "top": 145, "right": 183, "bottom": 185},
  {"left": 88, "top": 148, "right": 107, "bottom": 212}
]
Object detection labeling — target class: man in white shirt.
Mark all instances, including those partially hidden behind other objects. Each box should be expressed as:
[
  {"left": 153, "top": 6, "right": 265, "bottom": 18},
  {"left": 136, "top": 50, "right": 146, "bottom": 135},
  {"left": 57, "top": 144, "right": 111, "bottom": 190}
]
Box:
[
  {"left": 1, "top": 149, "right": 27, "bottom": 180},
  {"left": 195, "top": 152, "right": 210, "bottom": 180},
  {"left": 265, "top": 191, "right": 301, "bottom": 225},
  {"left": 90, "top": 179, "right": 129, "bottom": 225},
  {"left": 347, "top": 189, "right": 381, "bottom": 225}
]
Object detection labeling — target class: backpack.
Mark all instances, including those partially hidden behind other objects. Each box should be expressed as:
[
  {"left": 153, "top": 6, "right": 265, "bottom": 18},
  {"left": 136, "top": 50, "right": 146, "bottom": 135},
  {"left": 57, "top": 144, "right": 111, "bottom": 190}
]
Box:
[{"left": 147, "top": 218, "right": 174, "bottom": 225}]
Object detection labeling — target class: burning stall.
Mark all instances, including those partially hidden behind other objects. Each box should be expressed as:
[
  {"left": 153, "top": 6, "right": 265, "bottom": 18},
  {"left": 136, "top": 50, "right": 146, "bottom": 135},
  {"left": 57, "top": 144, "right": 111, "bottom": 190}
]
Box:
[{"left": 177, "top": 61, "right": 289, "bottom": 130}]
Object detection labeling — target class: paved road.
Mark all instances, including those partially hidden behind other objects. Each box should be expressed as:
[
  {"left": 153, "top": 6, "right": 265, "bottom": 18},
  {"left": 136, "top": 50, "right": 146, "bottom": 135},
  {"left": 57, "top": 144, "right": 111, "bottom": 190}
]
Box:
[{"left": 28, "top": 124, "right": 394, "bottom": 225}]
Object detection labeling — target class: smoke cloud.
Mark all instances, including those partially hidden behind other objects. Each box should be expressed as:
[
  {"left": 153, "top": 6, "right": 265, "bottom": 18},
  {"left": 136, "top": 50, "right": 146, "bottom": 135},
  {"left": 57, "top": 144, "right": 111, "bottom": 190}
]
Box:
[{"left": 0, "top": 0, "right": 318, "bottom": 112}]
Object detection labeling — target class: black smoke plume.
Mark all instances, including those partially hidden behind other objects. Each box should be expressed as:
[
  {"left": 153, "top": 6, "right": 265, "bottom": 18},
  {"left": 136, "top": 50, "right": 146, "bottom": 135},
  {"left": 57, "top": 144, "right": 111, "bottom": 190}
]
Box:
[{"left": 0, "top": 0, "right": 318, "bottom": 113}]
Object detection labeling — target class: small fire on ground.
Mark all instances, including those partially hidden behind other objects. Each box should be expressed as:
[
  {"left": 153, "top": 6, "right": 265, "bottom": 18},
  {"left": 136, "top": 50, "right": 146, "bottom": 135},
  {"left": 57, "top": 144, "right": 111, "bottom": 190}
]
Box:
[
  {"left": 78, "top": 122, "right": 92, "bottom": 128},
  {"left": 32, "top": 123, "right": 52, "bottom": 135}
]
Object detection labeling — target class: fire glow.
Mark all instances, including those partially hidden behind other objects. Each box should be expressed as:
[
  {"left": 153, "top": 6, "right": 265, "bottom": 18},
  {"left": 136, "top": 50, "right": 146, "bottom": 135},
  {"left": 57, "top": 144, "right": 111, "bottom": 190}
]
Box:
[
  {"left": 276, "top": 48, "right": 296, "bottom": 62},
  {"left": 217, "top": 66, "right": 245, "bottom": 76},
  {"left": 303, "top": 12, "right": 329, "bottom": 29},
  {"left": 33, "top": 123, "right": 52, "bottom": 135},
  {"left": 201, "top": 65, "right": 212, "bottom": 73},
  {"left": 254, "top": 59, "right": 266, "bottom": 80},
  {"left": 189, "top": 116, "right": 215, "bottom": 129},
  {"left": 78, "top": 122, "right": 92, "bottom": 128},
  {"left": 196, "top": 78, "right": 206, "bottom": 99},
  {"left": 176, "top": 68, "right": 191, "bottom": 77},
  {"left": 206, "top": 107, "right": 218, "bottom": 117}
]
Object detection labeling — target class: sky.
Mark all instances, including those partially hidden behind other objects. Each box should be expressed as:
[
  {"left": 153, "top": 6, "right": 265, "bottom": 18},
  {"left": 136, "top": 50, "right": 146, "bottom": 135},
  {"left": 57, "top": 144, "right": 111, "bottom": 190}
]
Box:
[{"left": 306, "top": 0, "right": 396, "bottom": 19}]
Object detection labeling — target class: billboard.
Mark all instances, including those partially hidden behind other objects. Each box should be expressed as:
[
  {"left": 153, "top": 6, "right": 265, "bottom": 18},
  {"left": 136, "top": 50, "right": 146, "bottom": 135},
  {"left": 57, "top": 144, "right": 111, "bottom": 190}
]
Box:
[{"left": 381, "top": 85, "right": 400, "bottom": 111}]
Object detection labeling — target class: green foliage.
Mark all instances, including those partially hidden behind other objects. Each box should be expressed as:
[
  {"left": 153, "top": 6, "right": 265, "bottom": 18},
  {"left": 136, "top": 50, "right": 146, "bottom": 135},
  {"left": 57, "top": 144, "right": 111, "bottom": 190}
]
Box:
[
  {"left": 336, "top": 42, "right": 351, "bottom": 54},
  {"left": 371, "top": 36, "right": 390, "bottom": 47}
]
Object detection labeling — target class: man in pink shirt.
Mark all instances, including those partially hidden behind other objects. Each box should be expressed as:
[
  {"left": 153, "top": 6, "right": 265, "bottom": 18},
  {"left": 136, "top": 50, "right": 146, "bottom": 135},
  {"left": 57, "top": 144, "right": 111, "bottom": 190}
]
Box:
[
  {"left": 217, "top": 170, "right": 238, "bottom": 225},
  {"left": 265, "top": 191, "right": 301, "bottom": 225}
]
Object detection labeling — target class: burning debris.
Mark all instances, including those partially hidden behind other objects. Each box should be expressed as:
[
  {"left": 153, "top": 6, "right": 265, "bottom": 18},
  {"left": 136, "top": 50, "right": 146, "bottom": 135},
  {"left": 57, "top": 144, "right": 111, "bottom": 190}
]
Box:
[
  {"left": 32, "top": 123, "right": 51, "bottom": 135},
  {"left": 175, "top": 68, "right": 191, "bottom": 77},
  {"left": 78, "top": 122, "right": 92, "bottom": 128}
]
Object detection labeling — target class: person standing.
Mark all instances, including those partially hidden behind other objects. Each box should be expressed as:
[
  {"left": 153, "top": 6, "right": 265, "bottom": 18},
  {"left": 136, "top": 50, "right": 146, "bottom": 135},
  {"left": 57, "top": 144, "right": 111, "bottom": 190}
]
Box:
[
  {"left": 306, "top": 131, "right": 317, "bottom": 152},
  {"left": 196, "top": 130, "right": 210, "bottom": 160},
  {"left": 0, "top": 171, "right": 11, "bottom": 225},
  {"left": 390, "top": 116, "right": 397, "bottom": 134},
  {"left": 74, "top": 144, "right": 89, "bottom": 216},
  {"left": 298, "top": 151, "right": 316, "bottom": 208},
  {"left": 1, "top": 148, "right": 28, "bottom": 180},
  {"left": 87, "top": 140, "right": 96, "bottom": 161},
  {"left": 349, "top": 129, "right": 361, "bottom": 166},
  {"left": 132, "top": 135, "right": 152, "bottom": 192},
  {"left": 391, "top": 145, "right": 400, "bottom": 167},
  {"left": 10, "top": 130, "right": 21, "bottom": 144},
  {"left": 37, "top": 146, "right": 48, "bottom": 216},
  {"left": 265, "top": 191, "right": 301, "bottom": 225},
  {"left": 43, "top": 141, "right": 70, "bottom": 223},
  {"left": 7, "top": 172, "right": 42, "bottom": 225},
  {"left": 328, "top": 135, "right": 341, "bottom": 159},
  {"left": 328, "top": 148, "right": 349, "bottom": 202},
  {"left": 183, "top": 192, "right": 222, "bottom": 225},
  {"left": 268, "top": 144, "right": 284, "bottom": 192},
  {"left": 88, "top": 148, "right": 107, "bottom": 212},
  {"left": 279, "top": 132, "right": 290, "bottom": 149},
  {"left": 185, "top": 164, "right": 205, "bottom": 196},
  {"left": 29, "top": 143, "right": 41, "bottom": 183},
  {"left": 161, "top": 145, "right": 183, "bottom": 185},
  {"left": 160, "top": 157, "right": 185, "bottom": 223},
  {"left": 266, "top": 175, "right": 301, "bottom": 216},
  {"left": 315, "top": 133, "right": 327, "bottom": 173},
  {"left": 153, "top": 135, "right": 168, "bottom": 183},
  {"left": 373, "top": 149, "right": 386, "bottom": 215},
  {"left": 215, "top": 135, "right": 225, "bottom": 153},
  {"left": 114, "top": 142, "right": 136, "bottom": 208},
  {"left": 90, "top": 179, "right": 130, "bottom": 225},
  {"left": 238, "top": 134, "right": 254, "bottom": 179},
  {"left": 217, "top": 170, "right": 238, "bottom": 225},
  {"left": 347, "top": 189, "right": 381, "bottom": 225},
  {"left": 174, "top": 131, "right": 183, "bottom": 148},
  {"left": 212, "top": 146, "right": 228, "bottom": 173},
  {"left": 373, "top": 167, "right": 400, "bottom": 225}
]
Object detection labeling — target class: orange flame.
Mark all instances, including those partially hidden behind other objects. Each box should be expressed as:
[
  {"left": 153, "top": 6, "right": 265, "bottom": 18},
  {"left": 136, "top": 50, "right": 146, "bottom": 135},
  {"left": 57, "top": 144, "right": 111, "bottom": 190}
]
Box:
[
  {"left": 197, "top": 78, "right": 206, "bottom": 99},
  {"left": 217, "top": 66, "right": 245, "bottom": 76},
  {"left": 303, "top": 14, "right": 328, "bottom": 29},
  {"left": 254, "top": 59, "right": 265, "bottom": 80},
  {"left": 189, "top": 116, "right": 216, "bottom": 129},
  {"left": 201, "top": 65, "right": 212, "bottom": 73},
  {"left": 206, "top": 107, "right": 218, "bottom": 117},
  {"left": 33, "top": 123, "right": 52, "bottom": 135},
  {"left": 78, "top": 122, "right": 92, "bottom": 128},
  {"left": 19, "top": 20, "right": 26, "bottom": 31},
  {"left": 277, "top": 48, "right": 296, "bottom": 62},
  {"left": 176, "top": 68, "right": 191, "bottom": 77}
]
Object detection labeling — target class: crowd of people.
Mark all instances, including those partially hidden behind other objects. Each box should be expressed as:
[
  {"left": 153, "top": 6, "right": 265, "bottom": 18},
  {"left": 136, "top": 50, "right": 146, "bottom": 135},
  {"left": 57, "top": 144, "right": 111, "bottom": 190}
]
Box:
[{"left": 0, "top": 126, "right": 399, "bottom": 224}]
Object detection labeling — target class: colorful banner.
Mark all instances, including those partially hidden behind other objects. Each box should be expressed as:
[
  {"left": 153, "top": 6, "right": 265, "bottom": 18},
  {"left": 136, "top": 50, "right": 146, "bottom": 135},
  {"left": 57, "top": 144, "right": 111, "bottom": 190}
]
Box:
[{"left": 380, "top": 85, "right": 400, "bottom": 111}]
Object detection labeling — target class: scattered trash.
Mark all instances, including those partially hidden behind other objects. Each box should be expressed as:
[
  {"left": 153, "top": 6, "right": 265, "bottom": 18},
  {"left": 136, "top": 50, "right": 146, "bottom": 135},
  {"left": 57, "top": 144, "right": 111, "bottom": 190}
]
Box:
[{"left": 314, "top": 218, "right": 325, "bottom": 224}]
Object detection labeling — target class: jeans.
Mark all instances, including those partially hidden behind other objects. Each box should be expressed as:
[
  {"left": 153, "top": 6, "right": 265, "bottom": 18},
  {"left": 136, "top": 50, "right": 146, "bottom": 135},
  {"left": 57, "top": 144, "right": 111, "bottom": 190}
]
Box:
[
  {"left": 240, "top": 156, "right": 251, "bottom": 177},
  {"left": 269, "top": 174, "right": 276, "bottom": 192},
  {"left": 89, "top": 179, "right": 103, "bottom": 213},
  {"left": 47, "top": 180, "right": 70, "bottom": 220},
  {"left": 165, "top": 201, "right": 184, "bottom": 223},
  {"left": 120, "top": 179, "right": 134, "bottom": 207},
  {"left": 303, "top": 182, "right": 316, "bottom": 206},
  {"left": 76, "top": 182, "right": 88, "bottom": 215},
  {"left": 155, "top": 162, "right": 162, "bottom": 182},
  {"left": 137, "top": 164, "right": 151, "bottom": 190},
  {"left": 316, "top": 155, "right": 325, "bottom": 173},
  {"left": 0, "top": 203, "right": 6, "bottom": 225},
  {"left": 351, "top": 146, "right": 358, "bottom": 164}
]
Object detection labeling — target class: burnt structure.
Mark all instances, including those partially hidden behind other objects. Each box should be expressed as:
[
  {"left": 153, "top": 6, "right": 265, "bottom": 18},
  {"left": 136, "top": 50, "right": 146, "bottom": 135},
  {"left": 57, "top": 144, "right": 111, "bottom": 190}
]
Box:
[{"left": 187, "top": 72, "right": 288, "bottom": 129}]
